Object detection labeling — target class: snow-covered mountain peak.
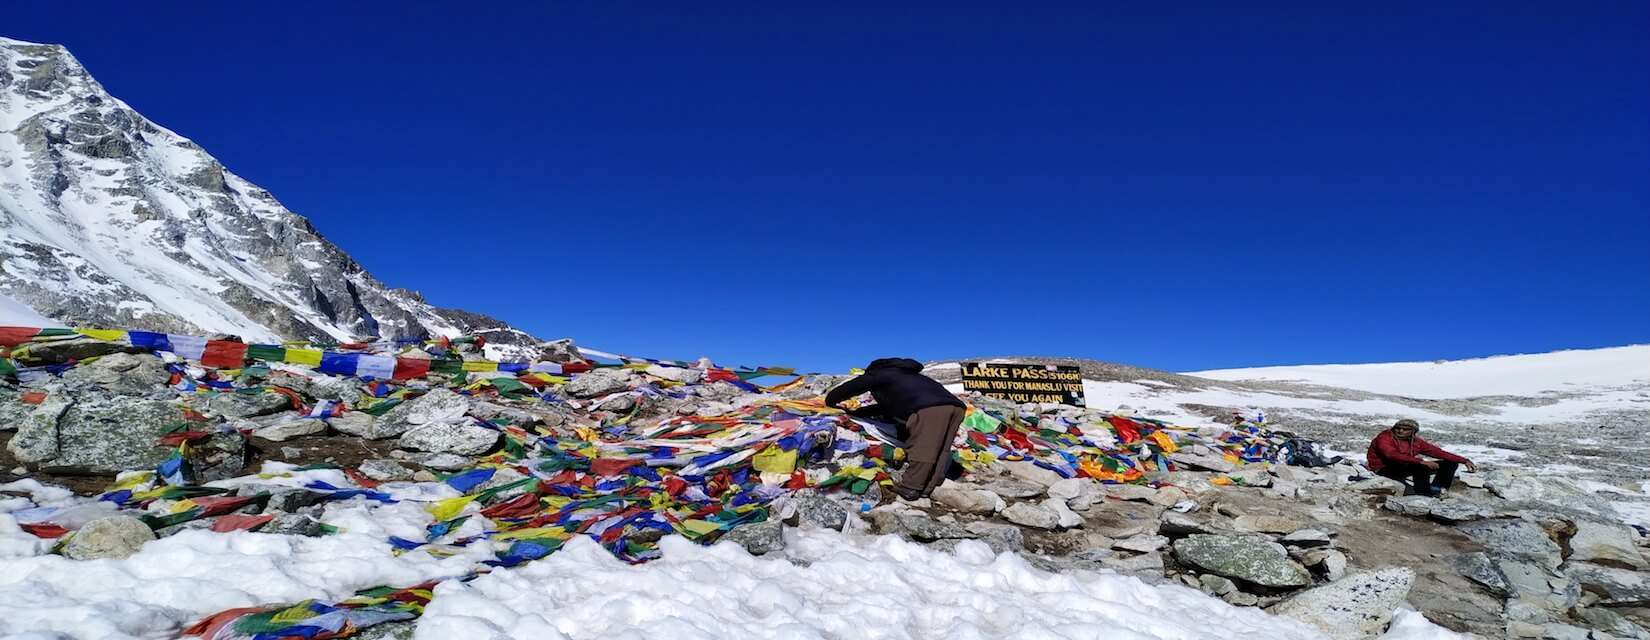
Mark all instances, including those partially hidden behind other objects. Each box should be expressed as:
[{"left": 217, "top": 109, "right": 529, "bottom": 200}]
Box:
[{"left": 0, "top": 37, "right": 541, "bottom": 351}]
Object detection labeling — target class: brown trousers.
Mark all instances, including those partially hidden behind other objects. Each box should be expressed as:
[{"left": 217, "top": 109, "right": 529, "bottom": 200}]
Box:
[{"left": 896, "top": 405, "right": 966, "bottom": 497}]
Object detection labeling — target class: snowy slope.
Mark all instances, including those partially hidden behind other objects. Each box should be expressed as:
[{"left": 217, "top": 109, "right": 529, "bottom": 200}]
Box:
[
  {"left": 1187, "top": 345, "right": 1650, "bottom": 399},
  {"left": 0, "top": 37, "right": 540, "bottom": 350},
  {"left": 0, "top": 290, "right": 58, "bottom": 327}
]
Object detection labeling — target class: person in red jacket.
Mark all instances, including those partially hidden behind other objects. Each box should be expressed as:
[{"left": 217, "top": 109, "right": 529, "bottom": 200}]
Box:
[{"left": 1367, "top": 418, "right": 1476, "bottom": 496}]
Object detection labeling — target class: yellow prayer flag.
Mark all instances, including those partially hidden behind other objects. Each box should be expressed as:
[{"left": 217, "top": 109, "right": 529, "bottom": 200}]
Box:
[
  {"left": 285, "top": 349, "right": 323, "bottom": 367},
  {"left": 462, "top": 360, "right": 499, "bottom": 372},
  {"left": 426, "top": 495, "right": 478, "bottom": 521},
  {"left": 76, "top": 328, "right": 127, "bottom": 342}
]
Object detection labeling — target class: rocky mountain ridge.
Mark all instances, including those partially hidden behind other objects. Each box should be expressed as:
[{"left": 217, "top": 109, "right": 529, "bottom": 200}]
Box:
[{"left": 0, "top": 37, "right": 542, "bottom": 353}]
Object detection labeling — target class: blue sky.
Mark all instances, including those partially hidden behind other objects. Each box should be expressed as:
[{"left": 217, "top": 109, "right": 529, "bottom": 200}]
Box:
[{"left": 9, "top": 2, "right": 1648, "bottom": 372}]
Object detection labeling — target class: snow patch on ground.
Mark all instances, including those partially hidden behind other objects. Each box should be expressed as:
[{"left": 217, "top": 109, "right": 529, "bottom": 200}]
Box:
[
  {"left": 1187, "top": 345, "right": 1650, "bottom": 399},
  {"left": 0, "top": 291, "right": 61, "bottom": 327}
]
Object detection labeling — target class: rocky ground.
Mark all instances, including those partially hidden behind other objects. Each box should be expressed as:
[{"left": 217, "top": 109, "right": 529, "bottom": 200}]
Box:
[{"left": 2, "top": 338, "right": 1647, "bottom": 640}]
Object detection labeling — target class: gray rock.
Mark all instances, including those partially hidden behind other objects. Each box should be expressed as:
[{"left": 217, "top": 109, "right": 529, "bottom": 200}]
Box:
[
  {"left": 1273, "top": 568, "right": 1416, "bottom": 640},
  {"left": 1044, "top": 497, "right": 1083, "bottom": 529},
  {"left": 594, "top": 394, "right": 637, "bottom": 413},
  {"left": 535, "top": 338, "right": 584, "bottom": 364},
  {"left": 1232, "top": 514, "right": 1307, "bottom": 534},
  {"left": 354, "top": 620, "right": 416, "bottom": 640},
  {"left": 1169, "top": 452, "right": 1235, "bottom": 473},
  {"left": 1086, "top": 502, "right": 1158, "bottom": 539},
  {"left": 723, "top": 520, "right": 784, "bottom": 555},
  {"left": 207, "top": 391, "right": 292, "bottom": 419},
  {"left": 1452, "top": 552, "right": 1512, "bottom": 597},
  {"left": 788, "top": 490, "right": 848, "bottom": 531},
  {"left": 1428, "top": 499, "right": 1495, "bottom": 524},
  {"left": 978, "top": 478, "right": 1046, "bottom": 500},
  {"left": 253, "top": 418, "right": 328, "bottom": 442},
  {"left": 1002, "top": 502, "right": 1062, "bottom": 530},
  {"left": 1113, "top": 534, "right": 1169, "bottom": 553},
  {"left": 1100, "top": 483, "right": 1158, "bottom": 502},
  {"left": 1569, "top": 520, "right": 1649, "bottom": 570},
  {"left": 378, "top": 388, "right": 471, "bottom": 433},
  {"left": 930, "top": 485, "right": 1003, "bottom": 514},
  {"left": 1171, "top": 534, "right": 1312, "bottom": 588},
  {"left": 1159, "top": 512, "right": 1218, "bottom": 537},
  {"left": 329, "top": 411, "right": 402, "bottom": 440},
  {"left": 1200, "top": 573, "right": 1238, "bottom": 595},
  {"left": 279, "top": 446, "right": 304, "bottom": 459},
  {"left": 1566, "top": 562, "right": 1650, "bottom": 606},
  {"left": 1384, "top": 495, "right": 1439, "bottom": 518},
  {"left": 1499, "top": 558, "right": 1580, "bottom": 612},
  {"left": 1100, "top": 550, "right": 1165, "bottom": 578},
  {"left": 563, "top": 369, "right": 633, "bottom": 399},
  {"left": 12, "top": 394, "right": 179, "bottom": 473},
  {"left": 1303, "top": 549, "right": 1350, "bottom": 580},
  {"left": 192, "top": 431, "right": 250, "bottom": 482},
  {"left": 869, "top": 510, "right": 977, "bottom": 541},
  {"left": 1002, "top": 461, "right": 1064, "bottom": 487},
  {"left": 1047, "top": 477, "right": 1094, "bottom": 501},
  {"left": 468, "top": 401, "right": 538, "bottom": 426},
  {"left": 1348, "top": 475, "right": 1407, "bottom": 496},
  {"left": 1460, "top": 519, "right": 1564, "bottom": 569},
  {"left": 359, "top": 459, "right": 414, "bottom": 482},
  {"left": 965, "top": 521, "right": 1025, "bottom": 553},
  {"left": 1575, "top": 607, "right": 1650, "bottom": 639},
  {"left": 397, "top": 420, "right": 499, "bottom": 455},
  {"left": 1280, "top": 529, "right": 1333, "bottom": 547},
  {"left": 1540, "top": 623, "right": 1591, "bottom": 640},
  {"left": 63, "top": 515, "right": 155, "bottom": 560},
  {"left": 236, "top": 486, "right": 326, "bottom": 513},
  {"left": 60, "top": 352, "right": 169, "bottom": 396},
  {"left": 1227, "top": 467, "right": 1273, "bottom": 487},
  {"left": 420, "top": 453, "right": 471, "bottom": 471},
  {"left": 20, "top": 337, "right": 139, "bottom": 363},
  {"left": 262, "top": 513, "right": 325, "bottom": 537},
  {"left": 155, "top": 518, "right": 219, "bottom": 538}
]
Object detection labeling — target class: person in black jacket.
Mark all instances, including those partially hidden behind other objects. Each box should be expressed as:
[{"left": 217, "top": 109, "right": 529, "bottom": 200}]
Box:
[{"left": 825, "top": 357, "right": 966, "bottom": 500}]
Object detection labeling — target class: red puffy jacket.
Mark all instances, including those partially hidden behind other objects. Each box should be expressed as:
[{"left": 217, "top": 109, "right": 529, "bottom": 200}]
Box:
[{"left": 1366, "top": 430, "right": 1468, "bottom": 472}]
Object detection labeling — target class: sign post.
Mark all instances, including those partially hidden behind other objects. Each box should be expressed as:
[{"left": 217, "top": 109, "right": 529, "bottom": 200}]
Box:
[{"left": 959, "top": 362, "right": 1086, "bottom": 406}]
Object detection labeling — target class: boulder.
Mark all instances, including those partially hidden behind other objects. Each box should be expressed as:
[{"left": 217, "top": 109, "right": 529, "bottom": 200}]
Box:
[
  {"left": 1002, "top": 461, "right": 1065, "bottom": 488},
  {"left": 1160, "top": 512, "right": 1219, "bottom": 537},
  {"left": 1002, "top": 502, "right": 1062, "bottom": 530},
  {"left": 1044, "top": 497, "right": 1083, "bottom": 529},
  {"left": 1497, "top": 558, "right": 1579, "bottom": 612},
  {"left": 262, "top": 513, "right": 325, "bottom": 537},
  {"left": 977, "top": 478, "right": 1046, "bottom": 500},
  {"left": 1113, "top": 534, "right": 1169, "bottom": 553},
  {"left": 253, "top": 418, "right": 328, "bottom": 442},
  {"left": 1171, "top": 534, "right": 1312, "bottom": 588},
  {"left": 18, "top": 337, "right": 139, "bottom": 363},
  {"left": 359, "top": 459, "right": 415, "bottom": 482},
  {"left": 1101, "top": 483, "right": 1159, "bottom": 502},
  {"left": 1565, "top": 562, "right": 1650, "bottom": 606},
  {"left": 1227, "top": 467, "right": 1273, "bottom": 487},
  {"left": 377, "top": 389, "right": 471, "bottom": 435},
  {"left": 60, "top": 353, "right": 169, "bottom": 396},
  {"left": 1460, "top": 519, "right": 1564, "bottom": 570},
  {"left": 63, "top": 515, "right": 155, "bottom": 560},
  {"left": 723, "top": 520, "right": 784, "bottom": 556},
  {"left": 1428, "top": 499, "right": 1495, "bottom": 524},
  {"left": 207, "top": 391, "right": 292, "bottom": 419},
  {"left": 1383, "top": 495, "right": 1438, "bottom": 518},
  {"left": 1568, "top": 520, "right": 1649, "bottom": 570},
  {"left": 535, "top": 338, "right": 584, "bottom": 364},
  {"left": 397, "top": 421, "right": 499, "bottom": 455},
  {"left": 1169, "top": 452, "right": 1235, "bottom": 473},
  {"left": 562, "top": 369, "right": 633, "bottom": 399},
  {"left": 965, "top": 521, "right": 1025, "bottom": 553},
  {"left": 1048, "top": 477, "right": 1095, "bottom": 502},
  {"left": 191, "top": 432, "right": 251, "bottom": 482},
  {"left": 787, "top": 490, "right": 848, "bottom": 531},
  {"left": 1100, "top": 551, "right": 1166, "bottom": 578},
  {"left": 1232, "top": 514, "right": 1307, "bottom": 534},
  {"left": 329, "top": 412, "right": 402, "bottom": 440},
  {"left": 1273, "top": 568, "right": 1416, "bottom": 640},
  {"left": 11, "top": 394, "right": 179, "bottom": 474},
  {"left": 1347, "top": 475, "right": 1406, "bottom": 496},
  {"left": 930, "top": 485, "right": 1004, "bottom": 515},
  {"left": 1280, "top": 529, "right": 1333, "bottom": 547},
  {"left": 1452, "top": 552, "right": 1512, "bottom": 597},
  {"left": 1086, "top": 503, "right": 1157, "bottom": 539},
  {"left": 1199, "top": 574, "right": 1238, "bottom": 596},
  {"left": 869, "top": 510, "right": 976, "bottom": 542},
  {"left": 644, "top": 364, "right": 704, "bottom": 385}
]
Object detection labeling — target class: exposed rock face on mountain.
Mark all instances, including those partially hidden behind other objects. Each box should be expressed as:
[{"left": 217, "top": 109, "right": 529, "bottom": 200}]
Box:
[{"left": 0, "top": 37, "right": 540, "bottom": 351}]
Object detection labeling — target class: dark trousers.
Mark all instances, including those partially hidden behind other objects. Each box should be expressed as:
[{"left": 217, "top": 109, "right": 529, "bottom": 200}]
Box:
[
  {"left": 895, "top": 405, "right": 966, "bottom": 497},
  {"left": 1378, "top": 461, "right": 1459, "bottom": 496}
]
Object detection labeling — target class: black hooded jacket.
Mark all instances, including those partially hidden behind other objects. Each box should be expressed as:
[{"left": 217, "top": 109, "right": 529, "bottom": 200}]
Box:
[{"left": 824, "top": 357, "right": 964, "bottom": 422}]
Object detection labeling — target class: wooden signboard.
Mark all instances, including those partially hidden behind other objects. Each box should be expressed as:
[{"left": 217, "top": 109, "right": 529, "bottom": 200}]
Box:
[{"left": 959, "top": 362, "right": 1085, "bottom": 405}]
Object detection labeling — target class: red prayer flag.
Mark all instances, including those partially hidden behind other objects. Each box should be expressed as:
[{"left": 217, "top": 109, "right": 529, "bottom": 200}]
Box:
[
  {"left": 20, "top": 522, "right": 69, "bottom": 538},
  {"left": 0, "top": 327, "right": 38, "bottom": 347},
  {"left": 20, "top": 390, "right": 47, "bottom": 405},
  {"left": 392, "top": 357, "right": 431, "bottom": 380},
  {"left": 209, "top": 514, "right": 274, "bottom": 533},
  {"left": 200, "top": 341, "right": 248, "bottom": 369},
  {"left": 589, "top": 457, "right": 636, "bottom": 476}
]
